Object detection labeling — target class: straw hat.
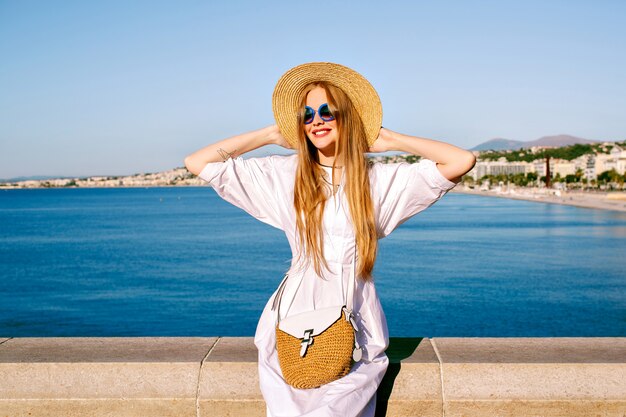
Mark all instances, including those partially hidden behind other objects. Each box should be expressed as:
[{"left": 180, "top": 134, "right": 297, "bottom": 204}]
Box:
[{"left": 272, "top": 62, "right": 383, "bottom": 148}]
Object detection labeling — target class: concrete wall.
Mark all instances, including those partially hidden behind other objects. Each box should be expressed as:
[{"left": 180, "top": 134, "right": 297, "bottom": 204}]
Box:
[{"left": 0, "top": 337, "right": 625, "bottom": 416}]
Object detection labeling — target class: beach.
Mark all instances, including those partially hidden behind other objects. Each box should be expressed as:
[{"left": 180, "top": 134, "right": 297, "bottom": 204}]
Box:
[{"left": 452, "top": 187, "right": 626, "bottom": 213}]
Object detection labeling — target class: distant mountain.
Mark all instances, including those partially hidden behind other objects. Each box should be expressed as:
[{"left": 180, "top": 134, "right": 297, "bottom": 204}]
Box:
[
  {"left": 525, "top": 134, "right": 599, "bottom": 147},
  {"left": 471, "top": 134, "right": 601, "bottom": 151},
  {"left": 471, "top": 138, "right": 526, "bottom": 151}
]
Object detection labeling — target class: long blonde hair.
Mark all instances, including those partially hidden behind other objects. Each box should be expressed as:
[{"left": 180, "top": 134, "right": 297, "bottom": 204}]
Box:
[{"left": 293, "top": 82, "right": 378, "bottom": 282}]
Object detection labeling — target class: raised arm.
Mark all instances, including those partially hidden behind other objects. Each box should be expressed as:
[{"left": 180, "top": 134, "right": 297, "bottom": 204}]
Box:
[
  {"left": 369, "top": 128, "right": 476, "bottom": 183},
  {"left": 184, "top": 124, "right": 291, "bottom": 176}
]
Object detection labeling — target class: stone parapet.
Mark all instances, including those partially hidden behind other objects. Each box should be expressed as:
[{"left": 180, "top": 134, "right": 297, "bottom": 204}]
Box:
[{"left": 0, "top": 337, "right": 624, "bottom": 416}]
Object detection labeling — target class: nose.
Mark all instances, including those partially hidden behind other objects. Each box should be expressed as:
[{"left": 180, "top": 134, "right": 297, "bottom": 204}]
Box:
[{"left": 312, "top": 111, "right": 325, "bottom": 125}]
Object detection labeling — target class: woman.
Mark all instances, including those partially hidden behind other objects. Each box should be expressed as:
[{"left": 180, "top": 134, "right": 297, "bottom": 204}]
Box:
[{"left": 185, "top": 62, "right": 475, "bottom": 417}]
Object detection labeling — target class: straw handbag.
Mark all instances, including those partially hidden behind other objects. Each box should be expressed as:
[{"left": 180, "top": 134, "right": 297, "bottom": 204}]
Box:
[{"left": 272, "top": 249, "right": 362, "bottom": 389}]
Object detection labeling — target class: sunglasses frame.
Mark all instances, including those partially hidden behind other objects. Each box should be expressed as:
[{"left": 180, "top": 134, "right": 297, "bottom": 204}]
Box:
[{"left": 303, "top": 103, "right": 335, "bottom": 125}]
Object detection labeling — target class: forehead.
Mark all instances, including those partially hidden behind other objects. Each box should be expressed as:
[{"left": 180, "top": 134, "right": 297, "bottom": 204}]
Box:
[{"left": 305, "top": 86, "right": 328, "bottom": 105}]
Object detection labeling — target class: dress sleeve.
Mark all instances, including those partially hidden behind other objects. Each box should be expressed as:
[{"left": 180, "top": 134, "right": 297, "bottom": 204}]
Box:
[
  {"left": 373, "top": 158, "right": 458, "bottom": 238},
  {"left": 197, "top": 155, "right": 290, "bottom": 231}
]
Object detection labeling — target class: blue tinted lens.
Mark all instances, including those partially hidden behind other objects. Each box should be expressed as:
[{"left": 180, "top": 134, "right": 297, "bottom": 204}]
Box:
[
  {"left": 319, "top": 104, "right": 334, "bottom": 121},
  {"left": 304, "top": 106, "right": 315, "bottom": 124}
]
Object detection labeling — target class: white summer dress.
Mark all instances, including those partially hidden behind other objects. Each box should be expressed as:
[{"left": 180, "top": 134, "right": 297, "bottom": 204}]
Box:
[{"left": 198, "top": 153, "right": 457, "bottom": 417}]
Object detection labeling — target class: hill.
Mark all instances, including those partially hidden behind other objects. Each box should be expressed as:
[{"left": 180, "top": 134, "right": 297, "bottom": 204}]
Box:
[{"left": 471, "top": 134, "right": 600, "bottom": 151}]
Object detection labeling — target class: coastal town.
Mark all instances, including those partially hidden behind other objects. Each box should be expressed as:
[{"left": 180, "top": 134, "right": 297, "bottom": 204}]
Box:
[{"left": 2, "top": 139, "right": 626, "bottom": 212}]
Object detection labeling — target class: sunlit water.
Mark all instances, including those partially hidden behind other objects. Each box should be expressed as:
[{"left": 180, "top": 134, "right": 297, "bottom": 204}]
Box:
[{"left": 1, "top": 187, "right": 625, "bottom": 337}]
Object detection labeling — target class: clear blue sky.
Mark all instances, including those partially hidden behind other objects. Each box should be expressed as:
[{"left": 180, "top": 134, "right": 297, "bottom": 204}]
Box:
[{"left": 1, "top": 0, "right": 625, "bottom": 179}]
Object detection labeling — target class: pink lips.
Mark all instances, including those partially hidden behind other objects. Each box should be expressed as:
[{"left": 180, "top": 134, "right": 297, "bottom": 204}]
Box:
[{"left": 312, "top": 128, "right": 331, "bottom": 137}]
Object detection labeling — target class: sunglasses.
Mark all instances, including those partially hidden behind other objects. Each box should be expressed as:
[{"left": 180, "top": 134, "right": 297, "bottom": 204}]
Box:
[{"left": 303, "top": 103, "right": 335, "bottom": 125}]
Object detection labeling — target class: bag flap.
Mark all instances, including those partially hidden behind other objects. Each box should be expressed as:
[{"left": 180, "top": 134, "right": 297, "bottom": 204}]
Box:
[{"left": 278, "top": 306, "right": 343, "bottom": 338}]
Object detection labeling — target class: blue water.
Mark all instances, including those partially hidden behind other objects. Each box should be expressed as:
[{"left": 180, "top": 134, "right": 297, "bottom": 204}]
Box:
[{"left": 1, "top": 187, "right": 625, "bottom": 337}]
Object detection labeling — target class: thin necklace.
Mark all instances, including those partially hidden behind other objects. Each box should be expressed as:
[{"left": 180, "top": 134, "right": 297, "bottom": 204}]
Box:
[
  {"left": 320, "top": 170, "right": 342, "bottom": 191},
  {"left": 321, "top": 176, "right": 341, "bottom": 188},
  {"left": 317, "top": 162, "right": 343, "bottom": 168}
]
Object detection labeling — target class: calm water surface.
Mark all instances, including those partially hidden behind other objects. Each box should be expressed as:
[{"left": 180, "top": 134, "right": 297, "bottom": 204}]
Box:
[{"left": 1, "top": 187, "right": 625, "bottom": 337}]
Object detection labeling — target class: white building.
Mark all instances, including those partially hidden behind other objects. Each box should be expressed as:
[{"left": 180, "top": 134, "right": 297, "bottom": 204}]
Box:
[
  {"left": 468, "top": 157, "right": 534, "bottom": 180},
  {"left": 552, "top": 159, "right": 576, "bottom": 178},
  {"left": 603, "top": 145, "right": 626, "bottom": 174}
]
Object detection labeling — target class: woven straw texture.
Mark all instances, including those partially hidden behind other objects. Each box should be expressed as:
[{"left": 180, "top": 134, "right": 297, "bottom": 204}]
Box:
[
  {"left": 272, "top": 62, "right": 383, "bottom": 148},
  {"left": 275, "top": 310, "right": 355, "bottom": 389}
]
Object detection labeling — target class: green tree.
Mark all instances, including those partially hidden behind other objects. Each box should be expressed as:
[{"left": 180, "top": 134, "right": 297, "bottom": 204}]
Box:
[
  {"left": 597, "top": 169, "right": 620, "bottom": 183},
  {"left": 509, "top": 173, "right": 527, "bottom": 186},
  {"left": 565, "top": 174, "right": 577, "bottom": 184},
  {"left": 575, "top": 168, "right": 584, "bottom": 182}
]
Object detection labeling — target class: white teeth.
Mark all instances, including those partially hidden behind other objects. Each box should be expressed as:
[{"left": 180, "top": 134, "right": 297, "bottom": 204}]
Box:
[{"left": 314, "top": 130, "right": 329, "bottom": 136}]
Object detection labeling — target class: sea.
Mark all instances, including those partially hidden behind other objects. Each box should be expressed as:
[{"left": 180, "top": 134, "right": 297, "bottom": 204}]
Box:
[{"left": 1, "top": 187, "right": 625, "bottom": 337}]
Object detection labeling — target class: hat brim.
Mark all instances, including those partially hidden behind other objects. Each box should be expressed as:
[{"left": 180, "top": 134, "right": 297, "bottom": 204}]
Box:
[{"left": 272, "top": 62, "right": 382, "bottom": 149}]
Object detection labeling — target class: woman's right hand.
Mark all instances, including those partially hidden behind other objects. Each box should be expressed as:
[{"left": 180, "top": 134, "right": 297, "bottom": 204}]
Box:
[
  {"left": 369, "top": 127, "right": 397, "bottom": 153},
  {"left": 266, "top": 124, "right": 293, "bottom": 149}
]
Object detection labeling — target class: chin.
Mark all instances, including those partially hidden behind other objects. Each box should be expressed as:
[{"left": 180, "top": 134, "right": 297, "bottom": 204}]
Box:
[
  {"left": 313, "top": 142, "right": 337, "bottom": 154},
  {"left": 308, "top": 135, "right": 337, "bottom": 149}
]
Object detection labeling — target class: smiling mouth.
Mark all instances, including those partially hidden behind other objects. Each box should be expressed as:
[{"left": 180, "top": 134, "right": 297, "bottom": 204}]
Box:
[{"left": 313, "top": 129, "right": 331, "bottom": 137}]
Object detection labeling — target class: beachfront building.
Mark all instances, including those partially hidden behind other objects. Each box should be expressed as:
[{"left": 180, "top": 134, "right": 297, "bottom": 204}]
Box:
[
  {"left": 555, "top": 156, "right": 588, "bottom": 178},
  {"left": 617, "top": 146, "right": 626, "bottom": 174},
  {"left": 552, "top": 159, "right": 576, "bottom": 178},
  {"left": 468, "top": 157, "right": 534, "bottom": 181},
  {"left": 584, "top": 155, "right": 597, "bottom": 181},
  {"left": 598, "top": 145, "right": 626, "bottom": 175},
  {"left": 534, "top": 155, "right": 601, "bottom": 180},
  {"left": 533, "top": 159, "right": 553, "bottom": 178},
  {"left": 595, "top": 153, "right": 614, "bottom": 176},
  {"left": 466, "top": 152, "right": 621, "bottom": 184}
]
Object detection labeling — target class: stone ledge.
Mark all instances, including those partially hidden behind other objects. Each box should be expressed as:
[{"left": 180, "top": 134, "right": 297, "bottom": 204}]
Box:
[
  {"left": 0, "top": 337, "right": 624, "bottom": 417},
  {"left": 433, "top": 338, "right": 626, "bottom": 417}
]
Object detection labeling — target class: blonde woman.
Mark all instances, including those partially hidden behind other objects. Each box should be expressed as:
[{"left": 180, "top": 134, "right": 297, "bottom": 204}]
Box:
[{"left": 184, "top": 62, "right": 475, "bottom": 417}]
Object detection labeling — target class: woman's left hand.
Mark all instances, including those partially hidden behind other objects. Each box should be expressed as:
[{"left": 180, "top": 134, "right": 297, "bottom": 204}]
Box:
[{"left": 368, "top": 127, "right": 396, "bottom": 153}]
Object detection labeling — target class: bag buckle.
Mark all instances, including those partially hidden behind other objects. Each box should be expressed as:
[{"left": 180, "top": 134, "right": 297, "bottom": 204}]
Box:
[
  {"left": 342, "top": 306, "right": 359, "bottom": 332},
  {"left": 300, "top": 329, "right": 314, "bottom": 357}
]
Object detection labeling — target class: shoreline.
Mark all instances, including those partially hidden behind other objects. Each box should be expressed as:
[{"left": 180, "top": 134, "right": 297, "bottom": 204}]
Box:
[
  {"left": 451, "top": 187, "right": 626, "bottom": 213},
  {"left": 3, "top": 183, "right": 626, "bottom": 214}
]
